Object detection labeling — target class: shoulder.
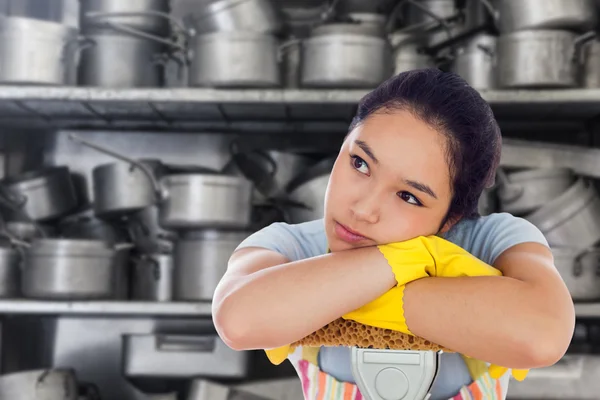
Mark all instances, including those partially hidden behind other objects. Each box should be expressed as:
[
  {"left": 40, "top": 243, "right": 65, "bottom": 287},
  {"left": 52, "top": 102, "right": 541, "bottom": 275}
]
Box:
[
  {"left": 235, "top": 219, "right": 328, "bottom": 261},
  {"left": 443, "top": 212, "right": 549, "bottom": 264}
]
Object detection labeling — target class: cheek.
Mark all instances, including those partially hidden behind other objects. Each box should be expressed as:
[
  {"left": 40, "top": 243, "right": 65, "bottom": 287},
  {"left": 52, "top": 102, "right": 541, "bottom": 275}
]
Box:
[{"left": 378, "top": 208, "right": 441, "bottom": 242}]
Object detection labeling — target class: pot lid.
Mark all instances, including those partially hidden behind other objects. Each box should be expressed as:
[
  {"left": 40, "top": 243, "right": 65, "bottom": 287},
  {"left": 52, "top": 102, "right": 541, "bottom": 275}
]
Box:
[
  {"left": 2, "top": 166, "right": 70, "bottom": 189},
  {"left": 312, "top": 22, "right": 382, "bottom": 37},
  {"left": 29, "top": 239, "right": 114, "bottom": 257},
  {"left": 180, "top": 229, "right": 251, "bottom": 242},
  {"left": 163, "top": 173, "right": 250, "bottom": 187}
]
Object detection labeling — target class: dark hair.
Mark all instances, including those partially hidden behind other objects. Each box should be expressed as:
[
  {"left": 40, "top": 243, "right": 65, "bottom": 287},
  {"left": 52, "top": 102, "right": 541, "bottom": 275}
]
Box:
[{"left": 349, "top": 68, "right": 501, "bottom": 224}]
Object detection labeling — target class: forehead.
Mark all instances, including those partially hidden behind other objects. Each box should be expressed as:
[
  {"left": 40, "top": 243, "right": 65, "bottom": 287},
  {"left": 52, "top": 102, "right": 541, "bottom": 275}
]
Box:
[{"left": 348, "top": 110, "right": 452, "bottom": 197}]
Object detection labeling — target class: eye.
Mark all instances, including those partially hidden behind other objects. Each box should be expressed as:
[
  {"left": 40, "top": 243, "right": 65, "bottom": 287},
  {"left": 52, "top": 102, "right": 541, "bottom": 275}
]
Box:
[
  {"left": 398, "top": 191, "right": 423, "bottom": 206},
  {"left": 350, "top": 155, "right": 370, "bottom": 175}
]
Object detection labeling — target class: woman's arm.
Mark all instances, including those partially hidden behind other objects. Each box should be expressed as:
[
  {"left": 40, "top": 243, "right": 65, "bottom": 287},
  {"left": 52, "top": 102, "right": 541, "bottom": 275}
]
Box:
[
  {"left": 402, "top": 242, "right": 575, "bottom": 369},
  {"left": 212, "top": 246, "right": 397, "bottom": 351}
]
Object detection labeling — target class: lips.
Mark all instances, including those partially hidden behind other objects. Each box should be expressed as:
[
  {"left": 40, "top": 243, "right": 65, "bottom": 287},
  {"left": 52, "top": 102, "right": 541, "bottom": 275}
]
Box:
[{"left": 334, "top": 221, "right": 370, "bottom": 244}]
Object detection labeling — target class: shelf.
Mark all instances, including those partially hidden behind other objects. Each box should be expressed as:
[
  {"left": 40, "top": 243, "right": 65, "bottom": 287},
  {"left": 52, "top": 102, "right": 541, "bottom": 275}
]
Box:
[
  {"left": 0, "top": 87, "right": 599, "bottom": 132},
  {"left": 0, "top": 300, "right": 212, "bottom": 317}
]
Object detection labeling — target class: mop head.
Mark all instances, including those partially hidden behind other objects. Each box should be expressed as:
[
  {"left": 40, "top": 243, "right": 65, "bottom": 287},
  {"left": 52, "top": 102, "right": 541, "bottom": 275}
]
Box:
[{"left": 291, "top": 317, "right": 451, "bottom": 352}]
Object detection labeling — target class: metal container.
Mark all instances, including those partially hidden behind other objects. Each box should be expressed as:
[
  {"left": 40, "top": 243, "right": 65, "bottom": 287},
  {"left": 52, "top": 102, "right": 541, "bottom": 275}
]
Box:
[
  {"left": 123, "top": 334, "right": 250, "bottom": 378},
  {"left": 78, "top": 32, "right": 166, "bottom": 88},
  {"left": 22, "top": 239, "right": 118, "bottom": 300},
  {"left": 189, "top": 31, "right": 281, "bottom": 88},
  {"left": 497, "top": 30, "right": 590, "bottom": 89},
  {"left": 0, "top": 16, "right": 79, "bottom": 85},
  {"left": 345, "top": 13, "right": 387, "bottom": 37},
  {"left": 404, "top": 0, "right": 457, "bottom": 26},
  {"left": 0, "top": 369, "right": 78, "bottom": 400},
  {"left": 583, "top": 40, "right": 600, "bottom": 88},
  {"left": 552, "top": 247, "right": 600, "bottom": 301},
  {"left": 0, "top": 166, "right": 78, "bottom": 222},
  {"left": 389, "top": 31, "right": 433, "bottom": 75},
  {"left": 191, "top": 0, "right": 283, "bottom": 35},
  {"left": 497, "top": 168, "right": 575, "bottom": 215},
  {"left": 0, "top": 246, "right": 20, "bottom": 298},
  {"left": 302, "top": 32, "right": 392, "bottom": 88},
  {"left": 526, "top": 179, "right": 600, "bottom": 248},
  {"left": 281, "top": 38, "right": 301, "bottom": 88},
  {"left": 4, "top": 221, "right": 54, "bottom": 242},
  {"left": 451, "top": 33, "right": 497, "bottom": 90},
  {"left": 92, "top": 160, "right": 163, "bottom": 217},
  {"left": 132, "top": 253, "right": 173, "bottom": 301},
  {"left": 58, "top": 208, "right": 129, "bottom": 244},
  {"left": 80, "top": 0, "right": 171, "bottom": 34},
  {"left": 173, "top": 230, "right": 249, "bottom": 301},
  {"left": 159, "top": 174, "right": 253, "bottom": 229},
  {"left": 498, "top": 0, "right": 596, "bottom": 33},
  {"left": 127, "top": 204, "right": 177, "bottom": 254}
]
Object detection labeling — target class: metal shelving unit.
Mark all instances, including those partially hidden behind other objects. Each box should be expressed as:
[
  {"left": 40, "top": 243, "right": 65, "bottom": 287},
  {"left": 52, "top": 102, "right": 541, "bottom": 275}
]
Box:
[{"left": 1, "top": 87, "right": 600, "bottom": 131}]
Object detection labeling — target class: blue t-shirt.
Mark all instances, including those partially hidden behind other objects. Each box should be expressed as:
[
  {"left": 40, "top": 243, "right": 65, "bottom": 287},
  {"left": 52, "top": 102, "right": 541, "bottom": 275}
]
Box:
[{"left": 235, "top": 213, "right": 549, "bottom": 400}]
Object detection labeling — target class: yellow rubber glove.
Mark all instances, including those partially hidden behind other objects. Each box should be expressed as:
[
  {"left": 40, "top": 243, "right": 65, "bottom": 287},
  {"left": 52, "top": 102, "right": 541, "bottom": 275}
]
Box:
[
  {"left": 265, "top": 345, "right": 295, "bottom": 365},
  {"left": 342, "top": 235, "right": 524, "bottom": 381}
]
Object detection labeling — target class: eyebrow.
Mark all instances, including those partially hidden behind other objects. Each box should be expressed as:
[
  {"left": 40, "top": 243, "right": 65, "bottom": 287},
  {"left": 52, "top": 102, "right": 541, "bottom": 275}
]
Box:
[{"left": 354, "top": 140, "right": 438, "bottom": 200}]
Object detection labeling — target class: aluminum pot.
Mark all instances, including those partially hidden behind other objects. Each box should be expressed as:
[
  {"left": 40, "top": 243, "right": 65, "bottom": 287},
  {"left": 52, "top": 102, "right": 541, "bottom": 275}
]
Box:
[
  {"left": 301, "top": 32, "right": 392, "bottom": 88},
  {"left": 583, "top": 40, "right": 600, "bottom": 88},
  {"left": 552, "top": 247, "right": 600, "bottom": 301},
  {"left": 451, "top": 33, "right": 497, "bottom": 90},
  {"left": 0, "top": 369, "right": 78, "bottom": 400},
  {"left": 497, "top": 30, "right": 592, "bottom": 89},
  {"left": 22, "top": 239, "right": 123, "bottom": 300},
  {"left": 80, "top": 0, "right": 171, "bottom": 34},
  {"left": 78, "top": 32, "right": 167, "bottom": 88},
  {"left": 132, "top": 253, "right": 173, "bottom": 301},
  {"left": 0, "top": 245, "right": 20, "bottom": 298},
  {"left": 159, "top": 173, "right": 253, "bottom": 229},
  {"left": 498, "top": 0, "right": 596, "bottom": 34},
  {"left": 189, "top": 31, "right": 281, "bottom": 88},
  {"left": 92, "top": 159, "right": 164, "bottom": 217},
  {"left": 0, "top": 16, "right": 79, "bottom": 85},
  {"left": 497, "top": 168, "right": 575, "bottom": 215},
  {"left": 0, "top": 166, "right": 78, "bottom": 222},
  {"left": 173, "top": 230, "right": 249, "bottom": 301},
  {"left": 191, "top": 0, "right": 283, "bottom": 35},
  {"left": 389, "top": 31, "right": 433, "bottom": 75},
  {"left": 127, "top": 204, "right": 177, "bottom": 254},
  {"left": 526, "top": 179, "right": 600, "bottom": 248}
]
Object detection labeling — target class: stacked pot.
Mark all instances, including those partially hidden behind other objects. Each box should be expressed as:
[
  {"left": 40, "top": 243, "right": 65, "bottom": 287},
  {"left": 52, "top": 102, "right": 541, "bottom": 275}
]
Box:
[
  {"left": 186, "top": 0, "right": 284, "bottom": 88},
  {"left": 497, "top": 167, "right": 600, "bottom": 301},
  {"left": 495, "top": 0, "right": 597, "bottom": 89},
  {"left": 78, "top": 0, "right": 183, "bottom": 88}
]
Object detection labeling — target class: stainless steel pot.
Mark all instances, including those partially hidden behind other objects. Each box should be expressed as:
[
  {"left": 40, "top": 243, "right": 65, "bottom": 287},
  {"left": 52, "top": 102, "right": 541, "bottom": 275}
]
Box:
[
  {"left": 191, "top": 0, "right": 283, "bottom": 35},
  {"left": 22, "top": 239, "right": 122, "bottom": 300},
  {"left": 78, "top": 32, "right": 167, "bottom": 87},
  {"left": 4, "top": 221, "right": 54, "bottom": 242},
  {"left": 0, "top": 166, "right": 78, "bottom": 222},
  {"left": 132, "top": 253, "right": 173, "bottom": 301},
  {"left": 404, "top": 0, "right": 458, "bottom": 26},
  {"left": 128, "top": 204, "right": 177, "bottom": 254},
  {"left": 0, "top": 245, "right": 20, "bottom": 298},
  {"left": 92, "top": 159, "right": 164, "bottom": 217},
  {"left": 189, "top": 31, "right": 281, "bottom": 88},
  {"left": 498, "top": 0, "right": 596, "bottom": 34},
  {"left": 389, "top": 31, "right": 433, "bottom": 75},
  {"left": 552, "top": 247, "right": 600, "bottom": 301},
  {"left": 497, "top": 30, "right": 592, "bottom": 89},
  {"left": 80, "top": 0, "right": 171, "bottom": 34},
  {"left": 0, "top": 16, "right": 80, "bottom": 85},
  {"left": 451, "top": 33, "right": 497, "bottom": 90},
  {"left": 302, "top": 31, "right": 392, "bottom": 88},
  {"left": 583, "top": 40, "right": 600, "bottom": 88},
  {"left": 58, "top": 208, "right": 130, "bottom": 244},
  {"left": 497, "top": 168, "right": 575, "bottom": 216},
  {"left": 0, "top": 369, "right": 78, "bottom": 400},
  {"left": 526, "top": 179, "right": 600, "bottom": 248},
  {"left": 346, "top": 13, "right": 387, "bottom": 37},
  {"left": 173, "top": 230, "right": 249, "bottom": 301},
  {"left": 160, "top": 173, "right": 253, "bottom": 229}
]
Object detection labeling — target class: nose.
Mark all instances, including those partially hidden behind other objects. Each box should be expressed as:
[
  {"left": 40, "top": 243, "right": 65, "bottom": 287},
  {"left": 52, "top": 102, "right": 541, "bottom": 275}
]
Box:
[{"left": 350, "top": 190, "right": 381, "bottom": 224}]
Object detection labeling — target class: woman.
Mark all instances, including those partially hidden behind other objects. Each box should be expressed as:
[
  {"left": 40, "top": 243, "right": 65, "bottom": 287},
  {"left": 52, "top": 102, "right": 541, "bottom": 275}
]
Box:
[{"left": 212, "top": 69, "right": 575, "bottom": 399}]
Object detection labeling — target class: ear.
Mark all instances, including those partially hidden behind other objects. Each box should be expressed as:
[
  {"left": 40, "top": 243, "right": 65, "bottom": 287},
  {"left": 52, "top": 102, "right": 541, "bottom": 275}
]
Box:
[{"left": 438, "top": 214, "right": 462, "bottom": 234}]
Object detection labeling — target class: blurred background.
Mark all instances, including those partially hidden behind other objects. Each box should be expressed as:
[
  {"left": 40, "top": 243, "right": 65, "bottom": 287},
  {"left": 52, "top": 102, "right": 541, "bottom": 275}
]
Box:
[{"left": 0, "top": 0, "right": 596, "bottom": 399}]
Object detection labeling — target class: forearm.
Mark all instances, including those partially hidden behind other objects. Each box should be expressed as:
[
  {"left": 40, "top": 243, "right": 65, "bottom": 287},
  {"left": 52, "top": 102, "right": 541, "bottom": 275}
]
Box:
[
  {"left": 217, "top": 247, "right": 396, "bottom": 350},
  {"left": 403, "top": 276, "right": 572, "bottom": 368}
]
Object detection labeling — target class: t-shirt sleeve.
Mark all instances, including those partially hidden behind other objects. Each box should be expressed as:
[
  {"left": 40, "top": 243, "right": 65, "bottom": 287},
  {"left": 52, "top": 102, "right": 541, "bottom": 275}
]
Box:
[
  {"left": 453, "top": 213, "right": 550, "bottom": 265},
  {"left": 235, "top": 222, "right": 318, "bottom": 262}
]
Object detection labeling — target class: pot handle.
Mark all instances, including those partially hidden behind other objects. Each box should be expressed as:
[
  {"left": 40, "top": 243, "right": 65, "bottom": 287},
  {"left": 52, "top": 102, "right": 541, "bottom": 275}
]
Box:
[
  {"left": 68, "top": 134, "right": 164, "bottom": 202},
  {"left": 84, "top": 11, "right": 187, "bottom": 52},
  {"left": 572, "top": 30, "right": 597, "bottom": 64},
  {"left": 277, "top": 38, "right": 302, "bottom": 62}
]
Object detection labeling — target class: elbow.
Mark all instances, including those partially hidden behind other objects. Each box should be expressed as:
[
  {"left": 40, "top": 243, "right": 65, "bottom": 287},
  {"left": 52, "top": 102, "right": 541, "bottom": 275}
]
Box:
[
  {"left": 519, "top": 316, "right": 574, "bottom": 368},
  {"left": 212, "top": 295, "right": 255, "bottom": 351}
]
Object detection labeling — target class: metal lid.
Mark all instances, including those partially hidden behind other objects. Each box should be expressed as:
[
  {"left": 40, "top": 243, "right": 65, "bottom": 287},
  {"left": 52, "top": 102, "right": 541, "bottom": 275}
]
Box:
[
  {"left": 163, "top": 173, "right": 251, "bottom": 188},
  {"left": 2, "top": 166, "right": 70, "bottom": 190},
  {"left": 29, "top": 239, "right": 115, "bottom": 257},
  {"left": 506, "top": 167, "right": 573, "bottom": 183},
  {"left": 499, "top": 29, "right": 577, "bottom": 43},
  {"left": 180, "top": 229, "right": 251, "bottom": 242}
]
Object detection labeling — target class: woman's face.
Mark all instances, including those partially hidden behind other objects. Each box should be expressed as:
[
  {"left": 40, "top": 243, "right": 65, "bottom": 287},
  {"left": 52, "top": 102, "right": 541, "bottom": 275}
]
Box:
[{"left": 324, "top": 110, "right": 455, "bottom": 252}]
